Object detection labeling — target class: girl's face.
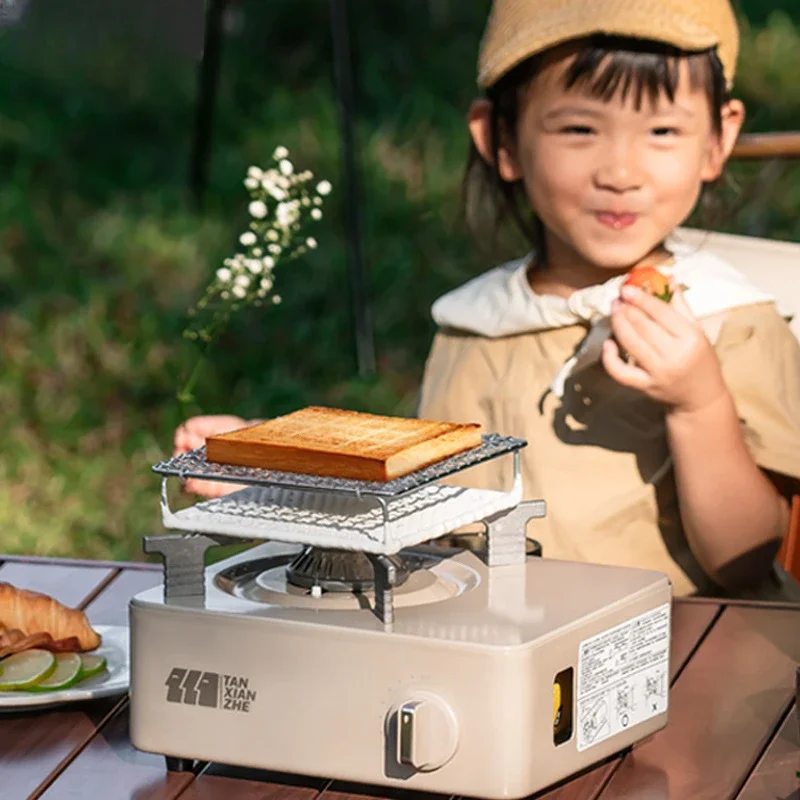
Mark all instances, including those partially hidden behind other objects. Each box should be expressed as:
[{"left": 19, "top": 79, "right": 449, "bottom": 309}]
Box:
[{"left": 471, "top": 47, "right": 744, "bottom": 283}]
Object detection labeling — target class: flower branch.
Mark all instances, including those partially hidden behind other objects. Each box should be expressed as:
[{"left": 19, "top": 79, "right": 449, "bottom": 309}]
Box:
[{"left": 177, "top": 146, "right": 332, "bottom": 412}]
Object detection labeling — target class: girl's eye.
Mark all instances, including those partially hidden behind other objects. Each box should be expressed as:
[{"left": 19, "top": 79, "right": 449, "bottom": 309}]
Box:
[
  {"left": 651, "top": 127, "right": 679, "bottom": 137},
  {"left": 561, "top": 126, "right": 595, "bottom": 136}
]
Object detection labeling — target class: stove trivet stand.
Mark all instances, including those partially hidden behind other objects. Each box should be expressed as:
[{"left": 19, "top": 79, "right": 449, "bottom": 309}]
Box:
[{"left": 142, "top": 499, "right": 547, "bottom": 627}]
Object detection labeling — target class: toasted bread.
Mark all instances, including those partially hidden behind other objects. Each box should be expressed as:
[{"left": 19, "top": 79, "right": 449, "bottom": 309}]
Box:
[{"left": 204, "top": 406, "right": 483, "bottom": 481}]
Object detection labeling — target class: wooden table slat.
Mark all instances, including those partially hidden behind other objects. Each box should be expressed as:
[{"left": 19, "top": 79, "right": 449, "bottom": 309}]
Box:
[
  {"left": 531, "top": 600, "right": 722, "bottom": 800},
  {"left": 0, "top": 563, "right": 123, "bottom": 800},
  {"left": 596, "top": 605, "right": 800, "bottom": 800},
  {"left": 86, "top": 568, "right": 163, "bottom": 627},
  {"left": 314, "top": 781, "right": 454, "bottom": 800},
  {"left": 176, "top": 764, "right": 330, "bottom": 800},
  {"left": 0, "top": 552, "right": 161, "bottom": 572},
  {"left": 0, "top": 561, "right": 117, "bottom": 609},
  {"left": 37, "top": 703, "right": 196, "bottom": 800},
  {"left": 734, "top": 702, "right": 799, "bottom": 800}
]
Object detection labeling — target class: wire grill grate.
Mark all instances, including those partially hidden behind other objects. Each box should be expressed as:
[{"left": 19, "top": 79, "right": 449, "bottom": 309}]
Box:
[{"left": 153, "top": 433, "right": 526, "bottom": 498}]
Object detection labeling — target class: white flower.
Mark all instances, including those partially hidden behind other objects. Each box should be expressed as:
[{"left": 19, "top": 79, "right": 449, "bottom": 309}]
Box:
[
  {"left": 249, "top": 200, "right": 268, "bottom": 219},
  {"left": 263, "top": 180, "right": 286, "bottom": 201},
  {"left": 276, "top": 202, "right": 298, "bottom": 229},
  {"left": 184, "top": 157, "right": 334, "bottom": 352}
]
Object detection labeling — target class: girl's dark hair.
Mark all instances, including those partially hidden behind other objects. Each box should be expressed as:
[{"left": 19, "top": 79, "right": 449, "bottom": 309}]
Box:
[{"left": 463, "top": 35, "right": 730, "bottom": 264}]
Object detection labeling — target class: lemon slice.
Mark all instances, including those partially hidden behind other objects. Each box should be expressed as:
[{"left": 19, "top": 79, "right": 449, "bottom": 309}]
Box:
[
  {"left": 26, "top": 652, "right": 83, "bottom": 692},
  {"left": 0, "top": 649, "right": 56, "bottom": 690},
  {"left": 78, "top": 653, "right": 107, "bottom": 682}
]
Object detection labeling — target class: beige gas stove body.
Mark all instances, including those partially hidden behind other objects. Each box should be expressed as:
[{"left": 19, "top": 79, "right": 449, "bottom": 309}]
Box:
[{"left": 129, "top": 541, "right": 672, "bottom": 799}]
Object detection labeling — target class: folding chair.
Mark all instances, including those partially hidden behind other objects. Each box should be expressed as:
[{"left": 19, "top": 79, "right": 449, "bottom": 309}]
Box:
[{"left": 778, "top": 496, "right": 800, "bottom": 581}]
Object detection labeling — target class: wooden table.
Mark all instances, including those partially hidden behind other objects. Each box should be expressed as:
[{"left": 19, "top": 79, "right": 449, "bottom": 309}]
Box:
[{"left": 0, "top": 553, "right": 797, "bottom": 800}]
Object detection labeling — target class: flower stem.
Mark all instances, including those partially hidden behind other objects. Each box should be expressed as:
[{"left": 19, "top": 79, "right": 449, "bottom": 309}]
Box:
[{"left": 177, "top": 352, "right": 208, "bottom": 420}]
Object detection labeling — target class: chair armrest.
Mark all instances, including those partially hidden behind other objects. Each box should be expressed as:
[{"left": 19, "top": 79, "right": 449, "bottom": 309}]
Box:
[{"left": 777, "top": 495, "right": 800, "bottom": 580}]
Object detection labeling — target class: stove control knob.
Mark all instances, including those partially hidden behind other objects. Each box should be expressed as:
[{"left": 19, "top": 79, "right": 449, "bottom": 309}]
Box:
[{"left": 396, "top": 693, "right": 458, "bottom": 771}]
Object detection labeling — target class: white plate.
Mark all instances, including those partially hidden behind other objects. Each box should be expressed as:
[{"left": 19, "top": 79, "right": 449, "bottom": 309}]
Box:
[{"left": 0, "top": 624, "right": 129, "bottom": 711}]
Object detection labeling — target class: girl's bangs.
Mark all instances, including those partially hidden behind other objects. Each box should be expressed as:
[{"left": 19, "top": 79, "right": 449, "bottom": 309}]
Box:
[{"left": 562, "top": 37, "right": 724, "bottom": 114}]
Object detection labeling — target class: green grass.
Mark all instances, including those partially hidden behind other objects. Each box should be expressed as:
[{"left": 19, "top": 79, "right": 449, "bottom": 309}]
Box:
[{"left": 1, "top": 2, "right": 799, "bottom": 562}]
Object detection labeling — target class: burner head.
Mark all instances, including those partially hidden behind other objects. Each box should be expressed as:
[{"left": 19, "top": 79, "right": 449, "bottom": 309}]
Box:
[{"left": 285, "top": 547, "right": 410, "bottom": 593}]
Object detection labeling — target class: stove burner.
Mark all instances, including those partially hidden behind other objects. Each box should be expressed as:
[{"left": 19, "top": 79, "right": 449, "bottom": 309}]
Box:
[{"left": 285, "top": 547, "right": 410, "bottom": 593}]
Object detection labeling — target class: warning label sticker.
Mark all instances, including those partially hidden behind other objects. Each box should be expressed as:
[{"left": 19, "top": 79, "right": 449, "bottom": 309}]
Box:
[{"left": 576, "top": 603, "right": 670, "bottom": 752}]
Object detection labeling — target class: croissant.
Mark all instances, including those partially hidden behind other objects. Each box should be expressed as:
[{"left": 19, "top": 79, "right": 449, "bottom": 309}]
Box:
[
  {"left": 0, "top": 622, "right": 84, "bottom": 659},
  {"left": 0, "top": 583, "right": 101, "bottom": 651}
]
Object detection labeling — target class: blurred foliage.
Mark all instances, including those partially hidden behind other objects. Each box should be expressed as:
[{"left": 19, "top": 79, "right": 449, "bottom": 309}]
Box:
[{"left": 0, "top": 0, "right": 798, "bottom": 561}]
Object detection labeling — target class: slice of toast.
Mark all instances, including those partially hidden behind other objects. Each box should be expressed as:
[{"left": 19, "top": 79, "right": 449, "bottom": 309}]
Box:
[{"left": 204, "top": 406, "right": 483, "bottom": 482}]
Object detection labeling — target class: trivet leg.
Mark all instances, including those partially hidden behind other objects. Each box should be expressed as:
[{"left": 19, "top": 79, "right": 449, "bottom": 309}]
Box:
[
  {"left": 484, "top": 500, "right": 546, "bottom": 567},
  {"left": 143, "top": 533, "right": 251, "bottom": 606},
  {"left": 367, "top": 553, "right": 399, "bottom": 626},
  {"left": 165, "top": 756, "right": 194, "bottom": 772}
]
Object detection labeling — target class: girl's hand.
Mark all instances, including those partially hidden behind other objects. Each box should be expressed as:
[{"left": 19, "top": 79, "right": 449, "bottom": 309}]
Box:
[
  {"left": 173, "top": 414, "right": 251, "bottom": 498},
  {"left": 173, "top": 414, "right": 248, "bottom": 455},
  {"left": 601, "top": 283, "right": 728, "bottom": 414}
]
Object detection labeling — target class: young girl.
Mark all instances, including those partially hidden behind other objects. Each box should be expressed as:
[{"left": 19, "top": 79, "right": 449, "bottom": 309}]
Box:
[
  {"left": 418, "top": 0, "right": 800, "bottom": 599},
  {"left": 174, "top": 0, "right": 800, "bottom": 599}
]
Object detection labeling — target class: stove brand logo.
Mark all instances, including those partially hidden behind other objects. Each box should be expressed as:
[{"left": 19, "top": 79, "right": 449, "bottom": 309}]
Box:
[{"left": 165, "top": 667, "right": 257, "bottom": 713}]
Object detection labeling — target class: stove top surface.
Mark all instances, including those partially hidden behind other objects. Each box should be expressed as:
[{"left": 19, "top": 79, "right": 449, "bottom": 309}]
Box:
[{"left": 132, "top": 541, "right": 669, "bottom": 647}]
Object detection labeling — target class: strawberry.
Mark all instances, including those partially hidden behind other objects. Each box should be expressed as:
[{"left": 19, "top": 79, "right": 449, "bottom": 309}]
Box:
[{"left": 622, "top": 266, "right": 673, "bottom": 302}]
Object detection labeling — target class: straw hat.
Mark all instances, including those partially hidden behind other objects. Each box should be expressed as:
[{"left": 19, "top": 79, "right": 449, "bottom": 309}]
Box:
[{"left": 477, "top": 0, "right": 740, "bottom": 89}]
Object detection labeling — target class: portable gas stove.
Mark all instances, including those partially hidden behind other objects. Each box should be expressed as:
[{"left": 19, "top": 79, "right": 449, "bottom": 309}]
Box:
[{"left": 129, "top": 434, "right": 672, "bottom": 799}]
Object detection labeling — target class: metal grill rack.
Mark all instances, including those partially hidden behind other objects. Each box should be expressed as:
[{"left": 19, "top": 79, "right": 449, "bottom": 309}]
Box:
[
  {"left": 145, "top": 434, "right": 546, "bottom": 625},
  {"left": 152, "top": 433, "right": 525, "bottom": 497}
]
